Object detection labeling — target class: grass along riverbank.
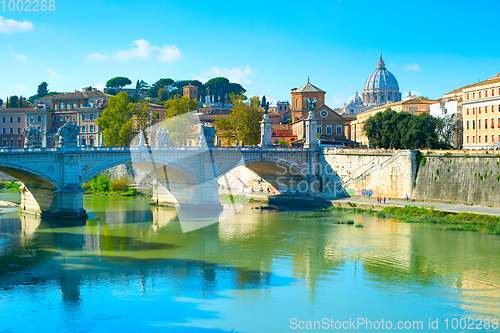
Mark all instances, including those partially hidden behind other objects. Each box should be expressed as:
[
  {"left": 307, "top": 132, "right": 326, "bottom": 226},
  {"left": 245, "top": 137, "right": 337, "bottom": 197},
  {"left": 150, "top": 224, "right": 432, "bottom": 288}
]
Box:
[{"left": 376, "top": 206, "right": 500, "bottom": 234}]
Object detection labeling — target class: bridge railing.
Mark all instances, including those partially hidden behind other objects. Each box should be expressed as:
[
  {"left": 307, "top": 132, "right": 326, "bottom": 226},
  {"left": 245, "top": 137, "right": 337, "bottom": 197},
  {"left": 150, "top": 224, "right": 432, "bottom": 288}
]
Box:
[{"left": 0, "top": 146, "right": 312, "bottom": 154}]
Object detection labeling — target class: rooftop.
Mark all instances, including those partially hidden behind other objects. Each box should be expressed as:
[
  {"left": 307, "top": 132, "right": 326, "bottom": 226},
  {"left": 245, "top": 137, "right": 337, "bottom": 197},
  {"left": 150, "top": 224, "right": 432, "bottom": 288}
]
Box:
[{"left": 292, "top": 80, "right": 325, "bottom": 94}]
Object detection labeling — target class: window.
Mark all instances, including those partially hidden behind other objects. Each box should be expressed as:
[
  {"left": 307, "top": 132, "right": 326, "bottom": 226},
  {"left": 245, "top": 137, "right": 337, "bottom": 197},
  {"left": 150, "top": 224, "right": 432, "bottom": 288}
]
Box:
[
  {"left": 90, "top": 125, "right": 94, "bottom": 132},
  {"left": 486, "top": 135, "right": 488, "bottom": 143},
  {"left": 473, "top": 92, "right": 476, "bottom": 99},
  {"left": 479, "top": 91, "right": 482, "bottom": 98},
  {"left": 1, "top": 128, "right": 5, "bottom": 134},
  {"left": 485, "top": 90, "right": 488, "bottom": 98},
  {"left": 473, "top": 108, "right": 475, "bottom": 115},
  {"left": 67, "top": 103, "right": 70, "bottom": 110},
  {"left": 37, "top": 115, "right": 42, "bottom": 122},
  {"left": 66, "top": 116, "right": 70, "bottom": 122},
  {"left": 492, "top": 118, "right": 495, "bottom": 128},
  {"left": 53, "top": 116, "right": 57, "bottom": 122},
  {"left": 82, "top": 114, "right": 86, "bottom": 121},
  {"left": 479, "top": 119, "right": 481, "bottom": 129},
  {"left": 485, "top": 106, "right": 488, "bottom": 113},
  {"left": 17, "top": 127, "right": 21, "bottom": 134},
  {"left": 467, "top": 108, "right": 469, "bottom": 116},
  {"left": 466, "top": 120, "right": 470, "bottom": 130},
  {"left": 317, "top": 125, "right": 322, "bottom": 135},
  {"left": 479, "top": 107, "right": 481, "bottom": 114},
  {"left": 81, "top": 137, "right": 86, "bottom": 146},
  {"left": 326, "top": 125, "right": 332, "bottom": 135},
  {"left": 467, "top": 136, "right": 469, "bottom": 143},
  {"left": 73, "top": 103, "right": 77, "bottom": 109},
  {"left": 336, "top": 125, "right": 342, "bottom": 135},
  {"left": 467, "top": 93, "right": 470, "bottom": 101},
  {"left": 295, "top": 99, "right": 299, "bottom": 109},
  {"left": 2, "top": 117, "right": 5, "bottom": 123},
  {"left": 485, "top": 119, "right": 488, "bottom": 129},
  {"left": 82, "top": 125, "right": 87, "bottom": 133},
  {"left": 9, "top": 117, "right": 13, "bottom": 123},
  {"left": 9, "top": 139, "right": 13, "bottom": 147},
  {"left": 2, "top": 139, "right": 5, "bottom": 146},
  {"left": 60, "top": 116, "right": 64, "bottom": 122},
  {"left": 493, "top": 89, "right": 496, "bottom": 97},
  {"left": 472, "top": 120, "right": 476, "bottom": 130},
  {"left": 17, "top": 117, "right": 21, "bottom": 122},
  {"left": 493, "top": 135, "right": 495, "bottom": 143},
  {"left": 9, "top": 128, "right": 13, "bottom": 134},
  {"left": 17, "top": 139, "right": 21, "bottom": 147},
  {"left": 89, "top": 113, "right": 94, "bottom": 120},
  {"left": 479, "top": 135, "right": 481, "bottom": 143},
  {"left": 72, "top": 115, "right": 76, "bottom": 122},
  {"left": 55, "top": 105, "right": 58, "bottom": 111},
  {"left": 29, "top": 116, "right": 34, "bottom": 122},
  {"left": 61, "top": 103, "right": 64, "bottom": 110},
  {"left": 498, "top": 117, "right": 500, "bottom": 128}
]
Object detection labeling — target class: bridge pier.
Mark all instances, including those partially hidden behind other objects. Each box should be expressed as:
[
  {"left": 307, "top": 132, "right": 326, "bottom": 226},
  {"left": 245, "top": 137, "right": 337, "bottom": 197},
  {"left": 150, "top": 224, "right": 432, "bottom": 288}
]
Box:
[{"left": 19, "top": 185, "right": 87, "bottom": 219}]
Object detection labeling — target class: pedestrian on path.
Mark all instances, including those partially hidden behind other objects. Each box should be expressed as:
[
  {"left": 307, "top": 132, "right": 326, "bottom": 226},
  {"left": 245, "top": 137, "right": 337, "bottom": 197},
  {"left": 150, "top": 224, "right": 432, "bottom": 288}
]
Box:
[{"left": 384, "top": 197, "right": 386, "bottom": 204}]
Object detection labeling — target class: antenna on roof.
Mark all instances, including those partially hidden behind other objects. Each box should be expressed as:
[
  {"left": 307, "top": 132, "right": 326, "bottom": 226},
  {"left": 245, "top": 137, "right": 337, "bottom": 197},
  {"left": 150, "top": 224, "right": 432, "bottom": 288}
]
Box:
[{"left": 307, "top": 76, "right": 310, "bottom": 83}]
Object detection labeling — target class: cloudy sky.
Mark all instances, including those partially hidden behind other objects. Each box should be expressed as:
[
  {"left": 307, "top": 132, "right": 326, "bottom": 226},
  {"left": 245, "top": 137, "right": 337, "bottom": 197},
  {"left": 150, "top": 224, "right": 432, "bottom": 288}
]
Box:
[{"left": 1, "top": 0, "right": 499, "bottom": 107}]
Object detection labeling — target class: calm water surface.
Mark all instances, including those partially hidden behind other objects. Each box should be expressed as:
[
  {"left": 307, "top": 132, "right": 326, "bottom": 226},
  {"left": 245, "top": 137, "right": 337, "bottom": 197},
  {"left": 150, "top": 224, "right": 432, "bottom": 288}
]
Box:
[{"left": 0, "top": 191, "right": 499, "bottom": 332}]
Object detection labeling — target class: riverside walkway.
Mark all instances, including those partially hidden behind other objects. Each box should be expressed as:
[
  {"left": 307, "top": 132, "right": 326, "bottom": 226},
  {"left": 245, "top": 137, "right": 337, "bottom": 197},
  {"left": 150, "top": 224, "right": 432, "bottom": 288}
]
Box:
[{"left": 246, "top": 193, "right": 500, "bottom": 217}]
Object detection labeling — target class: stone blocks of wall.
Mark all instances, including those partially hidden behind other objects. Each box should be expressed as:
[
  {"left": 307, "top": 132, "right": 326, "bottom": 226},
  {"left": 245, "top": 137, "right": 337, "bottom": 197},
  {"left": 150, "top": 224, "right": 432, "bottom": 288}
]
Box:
[
  {"left": 413, "top": 155, "right": 500, "bottom": 207},
  {"left": 323, "top": 150, "right": 417, "bottom": 198}
]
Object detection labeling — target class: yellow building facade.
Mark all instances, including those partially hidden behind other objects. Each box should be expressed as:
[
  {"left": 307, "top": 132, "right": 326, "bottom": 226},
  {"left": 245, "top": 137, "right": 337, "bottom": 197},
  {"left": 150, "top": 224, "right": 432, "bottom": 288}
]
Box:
[{"left": 462, "top": 76, "right": 500, "bottom": 150}]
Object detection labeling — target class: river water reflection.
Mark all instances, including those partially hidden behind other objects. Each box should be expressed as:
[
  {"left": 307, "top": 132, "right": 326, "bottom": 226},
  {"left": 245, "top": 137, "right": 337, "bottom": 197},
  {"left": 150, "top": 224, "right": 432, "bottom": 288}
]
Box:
[{"left": 0, "top": 192, "right": 499, "bottom": 332}]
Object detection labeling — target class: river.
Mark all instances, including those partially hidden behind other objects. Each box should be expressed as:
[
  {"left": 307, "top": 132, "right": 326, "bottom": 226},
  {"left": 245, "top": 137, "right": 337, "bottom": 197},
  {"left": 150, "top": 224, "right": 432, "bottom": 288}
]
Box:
[{"left": 0, "top": 191, "right": 499, "bottom": 332}]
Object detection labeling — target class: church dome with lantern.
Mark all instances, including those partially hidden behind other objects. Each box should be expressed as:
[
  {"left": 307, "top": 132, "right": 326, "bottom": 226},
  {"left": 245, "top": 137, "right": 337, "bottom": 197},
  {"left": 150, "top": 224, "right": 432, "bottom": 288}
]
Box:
[{"left": 362, "top": 55, "right": 401, "bottom": 106}]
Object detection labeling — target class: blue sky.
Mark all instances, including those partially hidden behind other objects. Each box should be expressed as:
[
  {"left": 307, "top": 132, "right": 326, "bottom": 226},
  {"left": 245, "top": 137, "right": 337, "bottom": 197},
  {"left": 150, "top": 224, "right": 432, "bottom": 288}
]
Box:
[{"left": 1, "top": 0, "right": 500, "bottom": 107}]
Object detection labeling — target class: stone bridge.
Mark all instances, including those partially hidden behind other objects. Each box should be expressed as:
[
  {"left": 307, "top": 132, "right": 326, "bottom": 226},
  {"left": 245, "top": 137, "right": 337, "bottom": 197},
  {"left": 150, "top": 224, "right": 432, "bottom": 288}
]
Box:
[{"left": 0, "top": 145, "right": 340, "bottom": 219}]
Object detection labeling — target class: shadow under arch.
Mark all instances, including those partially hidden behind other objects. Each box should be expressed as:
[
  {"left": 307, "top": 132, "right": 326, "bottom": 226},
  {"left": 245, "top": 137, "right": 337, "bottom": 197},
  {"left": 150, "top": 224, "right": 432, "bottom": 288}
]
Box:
[
  {"left": 215, "top": 157, "right": 308, "bottom": 193},
  {"left": 0, "top": 164, "right": 63, "bottom": 217}
]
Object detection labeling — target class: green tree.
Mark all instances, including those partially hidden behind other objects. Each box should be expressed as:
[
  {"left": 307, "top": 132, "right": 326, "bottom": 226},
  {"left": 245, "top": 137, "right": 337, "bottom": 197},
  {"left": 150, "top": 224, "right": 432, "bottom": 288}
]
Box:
[
  {"left": 214, "top": 94, "right": 262, "bottom": 146},
  {"left": 158, "top": 88, "right": 170, "bottom": 102},
  {"left": 106, "top": 77, "right": 132, "bottom": 91},
  {"left": 364, "top": 108, "right": 442, "bottom": 149},
  {"left": 148, "top": 78, "right": 175, "bottom": 98},
  {"left": 37, "top": 81, "right": 49, "bottom": 98},
  {"left": 96, "top": 92, "right": 138, "bottom": 146},
  {"left": 8, "top": 96, "right": 19, "bottom": 108},
  {"left": 205, "top": 77, "right": 230, "bottom": 103},
  {"left": 0, "top": 98, "right": 3, "bottom": 108},
  {"left": 162, "top": 96, "right": 199, "bottom": 145},
  {"left": 434, "top": 113, "right": 461, "bottom": 149}
]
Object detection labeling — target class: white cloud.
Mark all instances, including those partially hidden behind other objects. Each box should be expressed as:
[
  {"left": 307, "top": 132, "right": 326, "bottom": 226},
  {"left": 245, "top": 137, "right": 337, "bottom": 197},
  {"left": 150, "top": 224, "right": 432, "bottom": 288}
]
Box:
[
  {"left": 13, "top": 53, "right": 28, "bottom": 61},
  {"left": 194, "top": 65, "right": 256, "bottom": 85},
  {"left": 15, "top": 84, "right": 28, "bottom": 90},
  {"left": 114, "top": 39, "right": 181, "bottom": 62},
  {"left": 326, "top": 94, "right": 350, "bottom": 108},
  {"left": 47, "top": 68, "right": 63, "bottom": 79},
  {"left": 87, "top": 52, "right": 106, "bottom": 60},
  {"left": 404, "top": 63, "right": 420, "bottom": 71},
  {"left": 0, "top": 16, "right": 34, "bottom": 33}
]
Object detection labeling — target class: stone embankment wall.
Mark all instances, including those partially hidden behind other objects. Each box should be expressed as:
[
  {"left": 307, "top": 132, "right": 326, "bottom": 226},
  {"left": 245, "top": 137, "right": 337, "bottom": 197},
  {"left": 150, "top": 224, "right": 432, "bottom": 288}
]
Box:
[
  {"left": 412, "top": 153, "right": 500, "bottom": 207},
  {"left": 322, "top": 149, "right": 417, "bottom": 198}
]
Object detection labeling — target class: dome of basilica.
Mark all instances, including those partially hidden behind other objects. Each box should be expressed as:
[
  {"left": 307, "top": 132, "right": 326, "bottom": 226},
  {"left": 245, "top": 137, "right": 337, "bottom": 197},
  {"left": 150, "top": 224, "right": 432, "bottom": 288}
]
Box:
[
  {"left": 364, "top": 55, "right": 399, "bottom": 91},
  {"left": 362, "top": 55, "right": 401, "bottom": 105}
]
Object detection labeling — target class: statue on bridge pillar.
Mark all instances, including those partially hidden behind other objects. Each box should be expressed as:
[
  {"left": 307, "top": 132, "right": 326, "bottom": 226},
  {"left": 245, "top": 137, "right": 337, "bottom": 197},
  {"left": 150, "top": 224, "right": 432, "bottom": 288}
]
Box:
[
  {"left": 22, "top": 125, "right": 43, "bottom": 148},
  {"left": 199, "top": 125, "right": 217, "bottom": 147},
  {"left": 155, "top": 127, "right": 171, "bottom": 147},
  {"left": 56, "top": 122, "right": 80, "bottom": 148},
  {"left": 259, "top": 95, "right": 273, "bottom": 147},
  {"left": 304, "top": 98, "right": 318, "bottom": 149}
]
